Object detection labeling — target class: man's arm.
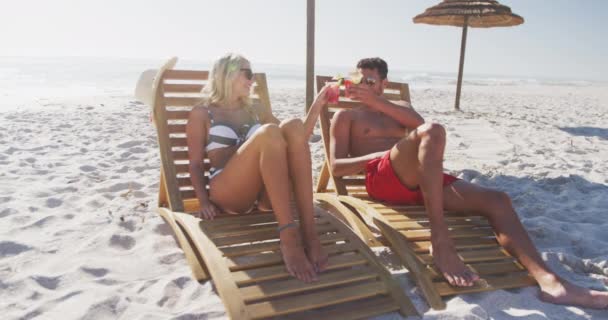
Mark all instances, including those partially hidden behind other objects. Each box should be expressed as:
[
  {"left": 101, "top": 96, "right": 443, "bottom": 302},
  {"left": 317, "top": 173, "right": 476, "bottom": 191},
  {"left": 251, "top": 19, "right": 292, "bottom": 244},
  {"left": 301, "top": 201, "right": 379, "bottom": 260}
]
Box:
[
  {"left": 329, "top": 110, "right": 385, "bottom": 177},
  {"left": 348, "top": 85, "right": 424, "bottom": 129}
]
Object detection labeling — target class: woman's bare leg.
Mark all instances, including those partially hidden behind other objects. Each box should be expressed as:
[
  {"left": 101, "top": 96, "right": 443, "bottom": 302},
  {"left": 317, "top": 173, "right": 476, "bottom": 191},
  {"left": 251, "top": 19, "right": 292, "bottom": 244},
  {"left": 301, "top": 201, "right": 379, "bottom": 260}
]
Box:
[
  {"left": 443, "top": 181, "right": 608, "bottom": 309},
  {"left": 209, "top": 124, "right": 317, "bottom": 282},
  {"left": 280, "top": 118, "right": 328, "bottom": 272}
]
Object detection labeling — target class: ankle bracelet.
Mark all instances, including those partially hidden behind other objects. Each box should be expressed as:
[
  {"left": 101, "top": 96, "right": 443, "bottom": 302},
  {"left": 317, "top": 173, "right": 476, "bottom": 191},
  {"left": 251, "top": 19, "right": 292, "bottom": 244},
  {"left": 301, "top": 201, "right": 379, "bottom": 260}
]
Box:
[{"left": 277, "top": 222, "right": 297, "bottom": 233}]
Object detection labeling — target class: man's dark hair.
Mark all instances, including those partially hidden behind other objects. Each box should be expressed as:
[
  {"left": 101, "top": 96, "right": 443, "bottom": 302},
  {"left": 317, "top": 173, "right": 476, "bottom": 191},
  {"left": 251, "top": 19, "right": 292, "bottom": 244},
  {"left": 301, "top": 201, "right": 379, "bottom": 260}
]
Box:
[{"left": 357, "top": 57, "right": 388, "bottom": 79}]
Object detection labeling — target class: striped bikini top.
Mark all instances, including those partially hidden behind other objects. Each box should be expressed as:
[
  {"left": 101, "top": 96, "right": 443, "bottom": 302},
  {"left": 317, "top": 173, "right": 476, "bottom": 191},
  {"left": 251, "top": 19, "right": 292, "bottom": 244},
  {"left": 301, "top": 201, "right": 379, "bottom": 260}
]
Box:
[{"left": 205, "top": 107, "right": 262, "bottom": 152}]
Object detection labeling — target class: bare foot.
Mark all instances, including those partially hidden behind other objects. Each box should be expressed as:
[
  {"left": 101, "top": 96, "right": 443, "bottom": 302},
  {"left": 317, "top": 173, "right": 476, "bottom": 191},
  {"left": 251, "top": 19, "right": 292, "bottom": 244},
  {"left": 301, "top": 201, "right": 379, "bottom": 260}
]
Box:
[
  {"left": 304, "top": 236, "right": 328, "bottom": 272},
  {"left": 279, "top": 228, "right": 318, "bottom": 282},
  {"left": 538, "top": 274, "right": 608, "bottom": 309},
  {"left": 431, "top": 237, "right": 479, "bottom": 287}
]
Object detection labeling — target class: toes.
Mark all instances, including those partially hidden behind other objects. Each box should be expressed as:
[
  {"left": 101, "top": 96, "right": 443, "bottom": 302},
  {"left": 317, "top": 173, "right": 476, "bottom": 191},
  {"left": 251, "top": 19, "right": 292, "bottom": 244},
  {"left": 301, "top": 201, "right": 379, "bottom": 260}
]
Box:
[{"left": 444, "top": 274, "right": 456, "bottom": 286}]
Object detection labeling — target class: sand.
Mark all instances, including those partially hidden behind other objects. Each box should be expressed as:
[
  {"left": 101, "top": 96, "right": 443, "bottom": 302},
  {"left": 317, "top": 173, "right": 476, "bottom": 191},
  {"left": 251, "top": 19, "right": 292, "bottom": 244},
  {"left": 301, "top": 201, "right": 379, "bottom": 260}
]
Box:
[{"left": 1, "top": 82, "right": 607, "bottom": 319}]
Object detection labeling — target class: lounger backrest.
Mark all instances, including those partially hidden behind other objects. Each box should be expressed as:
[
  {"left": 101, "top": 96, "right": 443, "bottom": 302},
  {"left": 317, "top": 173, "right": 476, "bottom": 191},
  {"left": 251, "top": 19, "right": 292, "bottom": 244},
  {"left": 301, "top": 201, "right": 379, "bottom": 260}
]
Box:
[
  {"left": 315, "top": 75, "right": 411, "bottom": 196},
  {"left": 152, "top": 67, "right": 272, "bottom": 213}
]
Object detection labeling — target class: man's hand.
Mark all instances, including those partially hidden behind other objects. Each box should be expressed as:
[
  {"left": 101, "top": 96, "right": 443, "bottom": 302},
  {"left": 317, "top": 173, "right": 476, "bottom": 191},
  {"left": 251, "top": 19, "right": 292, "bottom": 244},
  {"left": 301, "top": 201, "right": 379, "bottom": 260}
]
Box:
[{"left": 346, "top": 84, "right": 380, "bottom": 106}]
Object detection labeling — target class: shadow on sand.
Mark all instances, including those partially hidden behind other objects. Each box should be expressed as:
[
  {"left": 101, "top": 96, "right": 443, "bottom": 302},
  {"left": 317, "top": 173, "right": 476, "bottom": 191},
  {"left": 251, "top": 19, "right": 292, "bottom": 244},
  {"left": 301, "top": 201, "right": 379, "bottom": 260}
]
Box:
[
  {"left": 362, "top": 170, "right": 608, "bottom": 319},
  {"left": 558, "top": 126, "right": 608, "bottom": 140}
]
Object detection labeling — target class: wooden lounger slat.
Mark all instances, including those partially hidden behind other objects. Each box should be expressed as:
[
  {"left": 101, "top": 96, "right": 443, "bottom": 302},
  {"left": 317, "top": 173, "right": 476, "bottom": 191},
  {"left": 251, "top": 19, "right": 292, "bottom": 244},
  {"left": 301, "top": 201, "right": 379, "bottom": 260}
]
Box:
[
  {"left": 341, "top": 178, "right": 366, "bottom": 186},
  {"left": 221, "top": 232, "right": 347, "bottom": 258},
  {"left": 180, "top": 189, "right": 196, "bottom": 199},
  {"left": 246, "top": 280, "right": 387, "bottom": 319},
  {"left": 232, "top": 252, "right": 368, "bottom": 286},
  {"left": 392, "top": 218, "right": 491, "bottom": 230},
  {"left": 280, "top": 295, "right": 399, "bottom": 320},
  {"left": 385, "top": 214, "right": 485, "bottom": 223},
  {"left": 240, "top": 266, "right": 378, "bottom": 303},
  {"left": 170, "top": 137, "right": 188, "bottom": 147},
  {"left": 400, "top": 227, "right": 495, "bottom": 241},
  {"left": 164, "top": 97, "right": 202, "bottom": 107},
  {"left": 174, "top": 163, "right": 190, "bottom": 174},
  {"left": 208, "top": 215, "right": 329, "bottom": 234},
  {"left": 167, "top": 124, "right": 187, "bottom": 134},
  {"left": 171, "top": 150, "right": 190, "bottom": 161},
  {"left": 163, "top": 69, "right": 209, "bottom": 80},
  {"left": 165, "top": 110, "right": 191, "bottom": 120},
  {"left": 227, "top": 242, "right": 359, "bottom": 271},
  {"left": 202, "top": 213, "right": 279, "bottom": 229},
  {"left": 419, "top": 247, "right": 512, "bottom": 265},
  {"left": 177, "top": 177, "right": 193, "bottom": 187},
  {"left": 210, "top": 219, "right": 330, "bottom": 239},
  {"left": 435, "top": 273, "right": 536, "bottom": 296},
  {"left": 428, "top": 260, "right": 526, "bottom": 280},
  {"left": 163, "top": 83, "right": 205, "bottom": 93},
  {"left": 411, "top": 237, "right": 499, "bottom": 253},
  {"left": 213, "top": 223, "right": 338, "bottom": 247}
]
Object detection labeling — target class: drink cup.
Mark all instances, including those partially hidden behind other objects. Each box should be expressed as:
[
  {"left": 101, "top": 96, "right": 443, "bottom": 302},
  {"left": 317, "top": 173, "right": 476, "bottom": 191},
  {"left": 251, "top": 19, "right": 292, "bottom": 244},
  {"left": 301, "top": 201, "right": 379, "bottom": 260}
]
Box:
[
  {"left": 326, "top": 82, "right": 340, "bottom": 104},
  {"left": 344, "top": 79, "right": 353, "bottom": 99}
]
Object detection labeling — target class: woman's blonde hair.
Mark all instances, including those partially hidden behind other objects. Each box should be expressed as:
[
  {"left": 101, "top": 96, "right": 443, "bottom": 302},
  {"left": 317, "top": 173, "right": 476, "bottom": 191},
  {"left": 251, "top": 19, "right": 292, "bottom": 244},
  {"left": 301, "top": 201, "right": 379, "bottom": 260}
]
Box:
[{"left": 202, "top": 53, "right": 252, "bottom": 107}]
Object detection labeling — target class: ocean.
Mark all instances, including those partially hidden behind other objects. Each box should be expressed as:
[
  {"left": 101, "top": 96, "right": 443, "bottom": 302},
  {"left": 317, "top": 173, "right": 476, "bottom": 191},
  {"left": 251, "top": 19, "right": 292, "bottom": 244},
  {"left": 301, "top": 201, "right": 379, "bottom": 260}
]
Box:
[{"left": 0, "top": 56, "right": 599, "bottom": 110}]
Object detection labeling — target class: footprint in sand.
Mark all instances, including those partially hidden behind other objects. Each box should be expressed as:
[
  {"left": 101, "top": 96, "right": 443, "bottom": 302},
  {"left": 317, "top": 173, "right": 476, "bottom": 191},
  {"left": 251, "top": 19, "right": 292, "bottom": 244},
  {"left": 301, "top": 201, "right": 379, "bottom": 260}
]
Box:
[
  {"left": 45, "top": 198, "right": 63, "bottom": 208},
  {"left": 0, "top": 241, "right": 33, "bottom": 257},
  {"left": 80, "top": 165, "right": 96, "bottom": 172},
  {"left": 159, "top": 252, "right": 184, "bottom": 265},
  {"left": 109, "top": 234, "right": 136, "bottom": 250},
  {"left": 81, "top": 266, "right": 109, "bottom": 278},
  {"left": 1, "top": 208, "right": 18, "bottom": 218},
  {"left": 157, "top": 276, "right": 192, "bottom": 307},
  {"left": 31, "top": 275, "right": 61, "bottom": 290},
  {"left": 117, "top": 141, "right": 145, "bottom": 149}
]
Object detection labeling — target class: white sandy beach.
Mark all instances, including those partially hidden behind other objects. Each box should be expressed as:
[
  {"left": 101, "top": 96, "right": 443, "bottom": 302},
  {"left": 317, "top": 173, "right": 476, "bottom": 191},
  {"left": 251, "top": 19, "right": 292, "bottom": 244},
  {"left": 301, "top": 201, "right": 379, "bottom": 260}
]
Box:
[{"left": 1, "top": 69, "right": 607, "bottom": 319}]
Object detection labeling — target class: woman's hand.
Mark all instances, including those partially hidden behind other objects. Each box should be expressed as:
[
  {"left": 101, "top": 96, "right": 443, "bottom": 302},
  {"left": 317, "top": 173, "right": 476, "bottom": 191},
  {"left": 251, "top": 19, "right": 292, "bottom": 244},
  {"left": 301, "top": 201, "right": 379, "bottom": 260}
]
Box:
[
  {"left": 311, "top": 84, "right": 332, "bottom": 109},
  {"left": 303, "top": 84, "right": 333, "bottom": 138},
  {"left": 198, "top": 201, "right": 220, "bottom": 220}
]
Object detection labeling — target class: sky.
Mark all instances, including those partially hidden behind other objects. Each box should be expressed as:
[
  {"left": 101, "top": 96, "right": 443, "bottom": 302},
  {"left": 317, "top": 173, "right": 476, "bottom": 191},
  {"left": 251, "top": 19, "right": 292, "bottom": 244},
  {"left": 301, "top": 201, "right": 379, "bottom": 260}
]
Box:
[{"left": 1, "top": 0, "right": 607, "bottom": 81}]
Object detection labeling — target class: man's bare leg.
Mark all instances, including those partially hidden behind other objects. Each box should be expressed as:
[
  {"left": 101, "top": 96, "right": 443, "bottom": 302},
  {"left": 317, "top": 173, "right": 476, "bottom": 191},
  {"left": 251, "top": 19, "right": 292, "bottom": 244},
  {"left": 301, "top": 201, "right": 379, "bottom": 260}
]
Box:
[
  {"left": 390, "top": 123, "right": 479, "bottom": 287},
  {"left": 443, "top": 181, "right": 608, "bottom": 309},
  {"left": 210, "top": 124, "right": 317, "bottom": 282},
  {"left": 280, "top": 119, "right": 328, "bottom": 272}
]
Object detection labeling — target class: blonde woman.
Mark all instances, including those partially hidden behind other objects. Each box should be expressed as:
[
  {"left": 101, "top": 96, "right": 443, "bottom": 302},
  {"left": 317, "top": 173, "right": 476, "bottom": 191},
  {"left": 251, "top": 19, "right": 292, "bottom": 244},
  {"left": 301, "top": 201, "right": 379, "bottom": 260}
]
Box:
[{"left": 186, "top": 53, "right": 331, "bottom": 282}]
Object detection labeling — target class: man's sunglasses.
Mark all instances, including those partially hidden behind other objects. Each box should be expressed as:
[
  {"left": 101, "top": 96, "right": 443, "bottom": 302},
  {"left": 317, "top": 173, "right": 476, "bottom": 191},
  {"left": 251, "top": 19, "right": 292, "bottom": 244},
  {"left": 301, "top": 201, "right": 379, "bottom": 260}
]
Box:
[
  {"left": 241, "top": 68, "right": 254, "bottom": 80},
  {"left": 362, "top": 77, "right": 377, "bottom": 86}
]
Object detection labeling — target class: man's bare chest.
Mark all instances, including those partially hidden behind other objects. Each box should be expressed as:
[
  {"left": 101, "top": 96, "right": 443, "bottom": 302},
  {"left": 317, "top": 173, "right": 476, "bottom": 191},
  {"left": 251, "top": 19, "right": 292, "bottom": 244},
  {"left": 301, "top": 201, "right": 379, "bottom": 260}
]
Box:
[{"left": 350, "top": 111, "right": 406, "bottom": 138}]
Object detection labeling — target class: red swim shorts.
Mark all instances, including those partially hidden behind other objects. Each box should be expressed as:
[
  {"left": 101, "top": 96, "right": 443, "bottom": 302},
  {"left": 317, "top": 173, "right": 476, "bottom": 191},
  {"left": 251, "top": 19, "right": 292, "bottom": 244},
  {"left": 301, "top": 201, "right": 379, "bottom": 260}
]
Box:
[{"left": 365, "top": 151, "right": 459, "bottom": 205}]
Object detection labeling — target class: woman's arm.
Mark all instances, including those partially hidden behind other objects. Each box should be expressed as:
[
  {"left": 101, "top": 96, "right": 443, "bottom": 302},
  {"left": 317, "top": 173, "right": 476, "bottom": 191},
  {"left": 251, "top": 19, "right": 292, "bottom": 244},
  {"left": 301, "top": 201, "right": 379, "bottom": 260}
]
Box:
[
  {"left": 186, "top": 106, "right": 219, "bottom": 219},
  {"left": 303, "top": 84, "right": 331, "bottom": 138}
]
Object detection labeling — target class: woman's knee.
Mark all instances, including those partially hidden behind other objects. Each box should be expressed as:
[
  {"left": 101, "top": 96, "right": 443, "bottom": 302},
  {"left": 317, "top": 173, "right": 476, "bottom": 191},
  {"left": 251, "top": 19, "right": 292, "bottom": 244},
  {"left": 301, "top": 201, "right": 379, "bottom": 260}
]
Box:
[
  {"left": 279, "top": 118, "right": 306, "bottom": 142},
  {"left": 255, "top": 123, "right": 287, "bottom": 147}
]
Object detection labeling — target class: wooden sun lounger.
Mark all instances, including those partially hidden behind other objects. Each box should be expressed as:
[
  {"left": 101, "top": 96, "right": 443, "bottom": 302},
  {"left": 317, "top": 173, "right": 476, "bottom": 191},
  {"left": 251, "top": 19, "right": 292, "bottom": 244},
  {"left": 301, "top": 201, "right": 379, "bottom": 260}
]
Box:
[
  {"left": 134, "top": 59, "right": 418, "bottom": 319},
  {"left": 312, "top": 75, "right": 536, "bottom": 310}
]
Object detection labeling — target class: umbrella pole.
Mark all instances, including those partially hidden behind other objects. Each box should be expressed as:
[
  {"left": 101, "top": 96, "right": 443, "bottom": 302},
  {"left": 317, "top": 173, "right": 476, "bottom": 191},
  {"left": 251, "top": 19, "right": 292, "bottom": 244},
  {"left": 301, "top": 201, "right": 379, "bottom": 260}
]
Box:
[
  {"left": 306, "top": 0, "right": 315, "bottom": 112},
  {"left": 454, "top": 16, "right": 468, "bottom": 111}
]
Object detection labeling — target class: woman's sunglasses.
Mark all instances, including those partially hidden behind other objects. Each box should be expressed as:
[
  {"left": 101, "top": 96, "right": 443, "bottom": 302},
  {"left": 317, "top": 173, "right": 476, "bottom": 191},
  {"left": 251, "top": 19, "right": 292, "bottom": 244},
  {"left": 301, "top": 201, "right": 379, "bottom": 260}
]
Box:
[{"left": 241, "top": 68, "right": 254, "bottom": 80}]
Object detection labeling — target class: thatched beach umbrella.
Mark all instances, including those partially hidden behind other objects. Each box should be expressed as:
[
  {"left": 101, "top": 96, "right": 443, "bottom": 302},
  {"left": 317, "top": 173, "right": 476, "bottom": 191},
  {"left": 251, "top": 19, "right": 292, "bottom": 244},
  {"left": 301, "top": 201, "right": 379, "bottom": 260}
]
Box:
[{"left": 414, "top": 0, "right": 524, "bottom": 110}]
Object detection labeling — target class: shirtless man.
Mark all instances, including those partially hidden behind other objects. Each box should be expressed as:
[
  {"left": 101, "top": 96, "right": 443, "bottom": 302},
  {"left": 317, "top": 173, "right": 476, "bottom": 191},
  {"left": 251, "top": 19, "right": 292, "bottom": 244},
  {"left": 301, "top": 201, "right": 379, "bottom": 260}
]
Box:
[{"left": 327, "top": 57, "right": 608, "bottom": 308}]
